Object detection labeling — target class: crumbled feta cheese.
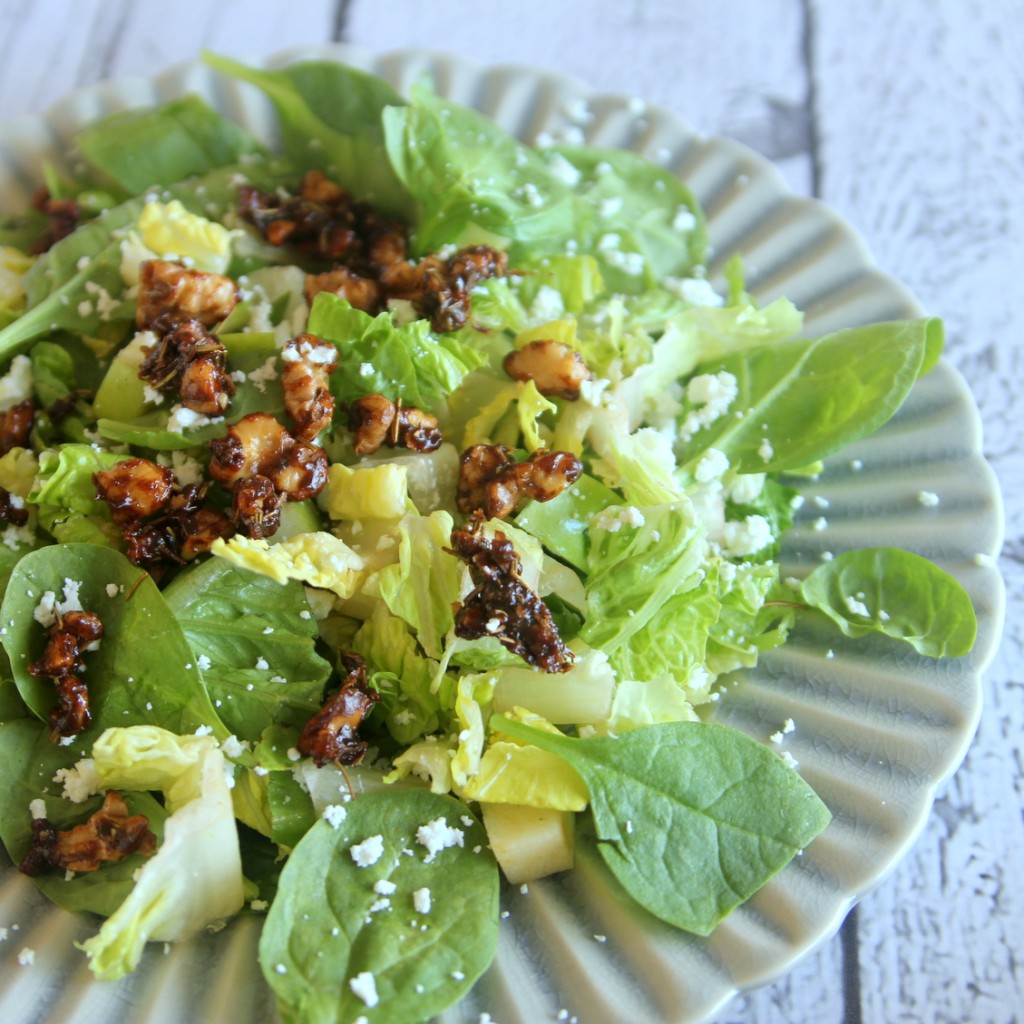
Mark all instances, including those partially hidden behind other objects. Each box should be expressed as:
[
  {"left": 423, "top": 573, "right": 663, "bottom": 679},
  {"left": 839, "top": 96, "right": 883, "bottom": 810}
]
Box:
[
  {"left": 197, "top": 654, "right": 212, "bottom": 671},
  {"left": 592, "top": 505, "right": 645, "bottom": 533},
  {"left": 53, "top": 758, "right": 100, "bottom": 803},
  {"left": 33, "top": 578, "right": 85, "bottom": 628},
  {"left": 758, "top": 438, "right": 775, "bottom": 463},
  {"left": 255, "top": 657, "right": 269, "bottom": 670},
  {"left": 672, "top": 206, "right": 698, "bottom": 232},
  {"left": 545, "top": 152, "right": 581, "bottom": 186},
  {"left": 0, "top": 354, "right": 33, "bottom": 411},
  {"left": 844, "top": 595, "right": 871, "bottom": 618},
  {"left": 29, "top": 798, "right": 46, "bottom": 820},
  {"left": 694, "top": 448, "right": 729, "bottom": 483},
  {"left": 220, "top": 735, "right": 248, "bottom": 759},
  {"left": 412, "top": 887, "right": 432, "bottom": 915},
  {"left": 680, "top": 371, "right": 738, "bottom": 441},
  {"left": 249, "top": 899, "right": 269, "bottom": 912},
  {"left": 166, "top": 405, "right": 222, "bottom": 432},
  {"left": 812, "top": 516, "right": 828, "bottom": 532},
  {"left": 663, "top": 275, "right": 723, "bottom": 307},
  {"left": 323, "top": 804, "right": 347, "bottom": 829},
  {"left": 17, "top": 947, "right": 34, "bottom": 966},
  {"left": 718, "top": 514, "right": 773, "bottom": 556},
  {"left": 350, "top": 834, "right": 385, "bottom": 867},
  {"left": 349, "top": 970, "right": 379, "bottom": 1008},
  {"left": 415, "top": 817, "right": 465, "bottom": 862},
  {"left": 780, "top": 750, "right": 799, "bottom": 769},
  {"left": 374, "top": 879, "right": 397, "bottom": 896},
  {"left": 917, "top": 490, "right": 940, "bottom": 507}
]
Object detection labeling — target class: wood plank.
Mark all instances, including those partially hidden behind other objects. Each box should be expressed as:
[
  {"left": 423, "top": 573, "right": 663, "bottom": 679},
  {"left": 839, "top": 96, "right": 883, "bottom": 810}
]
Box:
[{"left": 810, "top": 1, "right": 1023, "bottom": 1020}]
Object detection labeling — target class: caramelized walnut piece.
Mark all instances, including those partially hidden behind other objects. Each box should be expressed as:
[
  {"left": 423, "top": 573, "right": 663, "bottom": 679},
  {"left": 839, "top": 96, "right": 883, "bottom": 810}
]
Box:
[
  {"left": 456, "top": 444, "right": 583, "bottom": 519},
  {"left": 138, "top": 318, "right": 235, "bottom": 415},
  {"left": 232, "top": 474, "right": 283, "bottom": 540},
  {"left": 208, "top": 412, "right": 329, "bottom": 503},
  {"left": 238, "top": 170, "right": 408, "bottom": 273},
  {"left": 303, "top": 267, "right": 381, "bottom": 313},
  {"left": 280, "top": 334, "right": 339, "bottom": 441},
  {"left": 135, "top": 259, "right": 240, "bottom": 330},
  {"left": 297, "top": 652, "right": 381, "bottom": 767},
  {"left": 29, "top": 187, "right": 81, "bottom": 255},
  {"left": 94, "top": 459, "right": 234, "bottom": 566},
  {"left": 94, "top": 458, "right": 175, "bottom": 524},
  {"left": 0, "top": 486, "right": 28, "bottom": 526},
  {"left": 382, "top": 245, "right": 508, "bottom": 333},
  {"left": 448, "top": 514, "right": 573, "bottom": 673},
  {"left": 348, "top": 394, "right": 442, "bottom": 456},
  {"left": 0, "top": 398, "right": 35, "bottom": 455},
  {"left": 503, "top": 340, "right": 593, "bottom": 400},
  {"left": 19, "top": 790, "right": 157, "bottom": 877},
  {"left": 28, "top": 609, "right": 105, "bottom": 741}
]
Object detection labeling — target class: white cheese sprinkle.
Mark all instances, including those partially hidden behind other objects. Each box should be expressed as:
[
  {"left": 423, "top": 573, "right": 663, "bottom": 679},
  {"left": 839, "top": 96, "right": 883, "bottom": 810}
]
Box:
[
  {"left": 349, "top": 970, "right": 380, "bottom": 1008},
  {"left": 415, "top": 817, "right": 465, "bottom": 862},
  {"left": 350, "top": 834, "right": 385, "bottom": 867},
  {"left": 412, "top": 887, "right": 432, "bottom": 915},
  {"left": 17, "top": 947, "right": 34, "bottom": 966},
  {"left": 323, "top": 804, "right": 348, "bottom": 829}
]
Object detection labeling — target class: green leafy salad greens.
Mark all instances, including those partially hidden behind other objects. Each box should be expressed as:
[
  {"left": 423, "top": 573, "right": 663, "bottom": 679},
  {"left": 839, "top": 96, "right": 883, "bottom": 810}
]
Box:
[{"left": 0, "top": 52, "right": 976, "bottom": 1024}]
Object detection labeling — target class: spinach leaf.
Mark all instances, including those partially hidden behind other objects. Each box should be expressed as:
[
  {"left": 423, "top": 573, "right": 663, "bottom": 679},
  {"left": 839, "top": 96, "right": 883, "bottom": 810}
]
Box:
[
  {"left": 203, "top": 52, "right": 412, "bottom": 218},
  {"left": 492, "top": 717, "right": 831, "bottom": 936},
  {"left": 260, "top": 790, "right": 498, "bottom": 1024},
  {"left": 799, "top": 547, "right": 977, "bottom": 657},
  {"left": 680, "top": 318, "right": 942, "bottom": 473},
  {"left": 0, "top": 718, "right": 167, "bottom": 916},
  {"left": 0, "top": 544, "right": 225, "bottom": 736},
  {"left": 163, "top": 559, "right": 331, "bottom": 741},
  {"left": 75, "top": 94, "right": 265, "bottom": 196},
  {"left": 382, "top": 80, "right": 576, "bottom": 253}
]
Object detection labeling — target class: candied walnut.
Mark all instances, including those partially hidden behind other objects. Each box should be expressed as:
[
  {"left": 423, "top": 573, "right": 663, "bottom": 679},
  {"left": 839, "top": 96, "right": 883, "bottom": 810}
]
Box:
[
  {"left": 29, "top": 187, "right": 81, "bottom": 255},
  {"left": 46, "top": 389, "right": 92, "bottom": 425},
  {"left": 0, "top": 486, "right": 28, "bottom": 526},
  {"left": 28, "top": 609, "right": 105, "bottom": 741},
  {"left": 0, "top": 398, "right": 35, "bottom": 455},
  {"left": 503, "top": 340, "right": 592, "bottom": 400},
  {"left": 297, "top": 653, "right": 381, "bottom": 767},
  {"left": 456, "top": 444, "right": 583, "bottom": 519},
  {"left": 19, "top": 790, "right": 157, "bottom": 877},
  {"left": 381, "top": 245, "right": 507, "bottom": 333},
  {"left": 348, "top": 394, "right": 442, "bottom": 456},
  {"left": 94, "top": 458, "right": 175, "bottom": 524},
  {"left": 208, "top": 412, "right": 329, "bottom": 529},
  {"left": 135, "top": 259, "right": 240, "bottom": 330},
  {"left": 95, "top": 462, "right": 234, "bottom": 567},
  {"left": 304, "top": 267, "right": 381, "bottom": 313},
  {"left": 232, "top": 474, "right": 282, "bottom": 539},
  {"left": 448, "top": 515, "right": 573, "bottom": 673},
  {"left": 138, "top": 318, "right": 235, "bottom": 415},
  {"left": 238, "top": 170, "right": 408, "bottom": 271},
  {"left": 280, "top": 334, "right": 338, "bottom": 441}
]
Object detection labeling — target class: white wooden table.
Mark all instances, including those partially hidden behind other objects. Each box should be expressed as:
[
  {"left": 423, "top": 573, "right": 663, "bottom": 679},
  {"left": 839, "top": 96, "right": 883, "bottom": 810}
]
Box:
[{"left": 0, "top": 2, "right": 1019, "bottom": 1022}]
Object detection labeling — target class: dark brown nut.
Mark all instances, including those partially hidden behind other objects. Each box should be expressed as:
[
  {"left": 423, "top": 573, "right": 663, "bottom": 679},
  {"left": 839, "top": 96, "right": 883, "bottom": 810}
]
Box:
[
  {"left": 348, "top": 394, "right": 443, "bottom": 456},
  {"left": 0, "top": 485, "right": 29, "bottom": 526},
  {"left": 238, "top": 171, "right": 409, "bottom": 271},
  {"left": 268, "top": 440, "right": 330, "bottom": 503},
  {"left": 380, "top": 245, "right": 508, "bottom": 333},
  {"left": 503, "top": 340, "right": 592, "bottom": 400},
  {"left": 208, "top": 413, "right": 293, "bottom": 488},
  {"left": 94, "top": 458, "right": 175, "bottom": 524},
  {"left": 232, "top": 474, "right": 283, "bottom": 539},
  {"left": 19, "top": 790, "right": 156, "bottom": 877},
  {"left": 176, "top": 507, "right": 237, "bottom": 560},
  {"left": 28, "top": 608, "right": 105, "bottom": 742},
  {"left": 138, "top": 318, "right": 235, "bottom": 414},
  {"left": 303, "top": 267, "right": 381, "bottom": 314},
  {"left": 298, "top": 653, "right": 381, "bottom": 767},
  {"left": 29, "top": 187, "right": 81, "bottom": 255},
  {"left": 281, "top": 334, "right": 339, "bottom": 441},
  {"left": 448, "top": 514, "right": 574, "bottom": 673},
  {"left": 0, "top": 398, "right": 35, "bottom": 455},
  {"left": 135, "top": 259, "right": 240, "bottom": 330},
  {"left": 208, "top": 412, "right": 329, "bottom": 503},
  {"left": 456, "top": 444, "right": 583, "bottom": 519}
]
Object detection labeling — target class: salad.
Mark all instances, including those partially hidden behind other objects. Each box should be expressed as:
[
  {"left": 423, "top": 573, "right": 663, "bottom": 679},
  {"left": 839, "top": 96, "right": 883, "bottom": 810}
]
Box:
[{"left": 0, "top": 51, "right": 976, "bottom": 1024}]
